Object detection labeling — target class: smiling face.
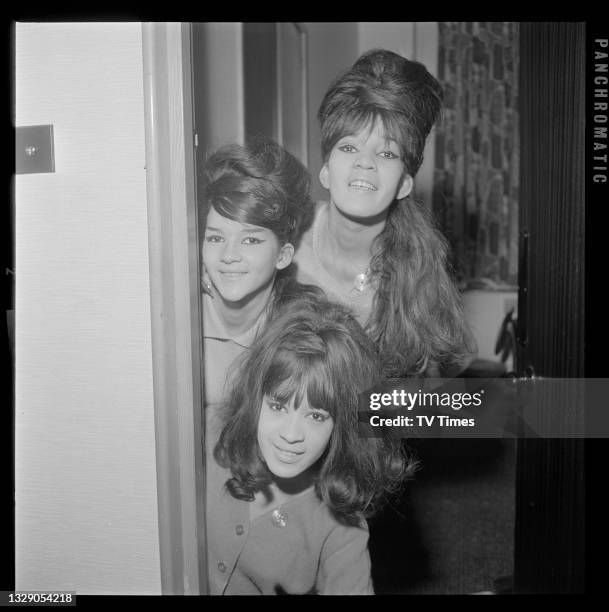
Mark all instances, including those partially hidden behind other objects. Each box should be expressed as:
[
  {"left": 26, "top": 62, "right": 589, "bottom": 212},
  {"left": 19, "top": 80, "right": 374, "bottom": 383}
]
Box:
[
  {"left": 257, "top": 392, "right": 334, "bottom": 481},
  {"left": 319, "top": 119, "right": 413, "bottom": 221},
  {"left": 202, "top": 208, "right": 294, "bottom": 306}
]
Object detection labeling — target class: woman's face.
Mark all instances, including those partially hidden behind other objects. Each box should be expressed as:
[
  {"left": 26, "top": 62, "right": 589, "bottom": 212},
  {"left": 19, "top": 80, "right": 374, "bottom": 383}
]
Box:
[
  {"left": 257, "top": 392, "right": 334, "bottom": 480},
  {"left": 320, "top": 119, "right": 413, "bottom": 221},
  {"left": 202, "top": 208, "right": 294, "bottom": 305}
]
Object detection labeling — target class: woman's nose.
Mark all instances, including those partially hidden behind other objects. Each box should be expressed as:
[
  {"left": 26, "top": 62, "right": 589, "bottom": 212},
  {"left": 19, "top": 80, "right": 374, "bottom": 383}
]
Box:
[
  {"left": 220, "top": 240, "right": 243, "bottom": 263},
  {"left": 354, "top": 151, "right": 375, "bottom": 170},
  {"left": 279, "top": 412, "right": 304, "bottom": 443}
]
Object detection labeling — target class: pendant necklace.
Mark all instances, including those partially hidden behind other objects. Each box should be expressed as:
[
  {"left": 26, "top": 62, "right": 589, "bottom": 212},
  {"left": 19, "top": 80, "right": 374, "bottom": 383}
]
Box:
[
  {"left": 313, "top": 211, "right": 372, "bottom": 294},
  {"left": 353, "top": 269, "right": 371, "bottom": 293}
]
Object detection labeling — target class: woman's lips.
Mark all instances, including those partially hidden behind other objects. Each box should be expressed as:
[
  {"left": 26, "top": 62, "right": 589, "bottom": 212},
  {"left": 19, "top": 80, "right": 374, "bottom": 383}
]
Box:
[
  {"left": 218, "top": 271, "right": 247, "bottom": 279},
  {"left": 349, "top": 179, "right": 378, "bottom": 191},
  {"left": 273, "top": 444, "right": 304, "bottom": 463}
]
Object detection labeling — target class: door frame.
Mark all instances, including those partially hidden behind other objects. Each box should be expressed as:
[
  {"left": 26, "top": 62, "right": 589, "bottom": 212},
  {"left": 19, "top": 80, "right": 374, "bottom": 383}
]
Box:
[{"left": 141, "top": 22, "right": 207, "bottom": 595}]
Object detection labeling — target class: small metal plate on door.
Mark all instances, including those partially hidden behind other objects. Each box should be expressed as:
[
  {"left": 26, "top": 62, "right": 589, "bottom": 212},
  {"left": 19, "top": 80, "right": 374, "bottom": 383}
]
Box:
[{"left": 16, "top": 125, "right": 55, "bottom": 174}]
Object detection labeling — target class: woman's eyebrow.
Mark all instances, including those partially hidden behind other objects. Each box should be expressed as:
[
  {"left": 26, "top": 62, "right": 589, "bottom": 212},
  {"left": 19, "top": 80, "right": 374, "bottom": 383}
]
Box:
[{"left": 205, "top": 225, "right": 265, "bottom": 234}]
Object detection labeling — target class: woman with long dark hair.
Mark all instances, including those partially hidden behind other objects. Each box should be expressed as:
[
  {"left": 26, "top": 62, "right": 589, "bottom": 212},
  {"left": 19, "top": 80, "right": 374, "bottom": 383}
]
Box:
[
  {"left": 207, "top": 296, "right": 416, "bottom": 594},
  {"left": 294, "top": 49, "right": 474, "bottom": 378}
]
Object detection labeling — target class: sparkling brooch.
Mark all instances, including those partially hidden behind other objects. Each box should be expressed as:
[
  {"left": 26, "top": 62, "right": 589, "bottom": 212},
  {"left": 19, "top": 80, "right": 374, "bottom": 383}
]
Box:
[{"left": 271, "top": 506, "right": 288, "bottom": 528}]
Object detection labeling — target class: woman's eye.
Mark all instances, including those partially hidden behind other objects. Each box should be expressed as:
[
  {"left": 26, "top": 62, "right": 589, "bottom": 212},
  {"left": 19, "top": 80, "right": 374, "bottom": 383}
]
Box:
[
  {"left": 309, "top": 411, "right": 330, "bottom": 423},
  {"left": 268, "top": 401, "right": 284, "bottom": 412},
  {"left": 380, "top": 150, "right": 399, "bottom": 159},
  {"left": 338, "top": 144, "right": 357, "bottom": 153},
  {"left": 242, "top": 237, "right": 263, "bottom": 245},
  {"left": 205, "top": 234, "right": 223, "bottom": 243}
]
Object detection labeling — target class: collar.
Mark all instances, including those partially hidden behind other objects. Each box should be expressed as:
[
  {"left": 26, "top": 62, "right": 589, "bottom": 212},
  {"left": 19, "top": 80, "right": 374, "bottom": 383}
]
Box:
[{"left": 202, "top": 291, "right": 268, "bottom": 348}]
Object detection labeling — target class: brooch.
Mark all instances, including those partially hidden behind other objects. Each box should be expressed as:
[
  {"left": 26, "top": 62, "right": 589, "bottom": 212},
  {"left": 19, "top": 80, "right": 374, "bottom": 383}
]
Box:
[{"left": 271, "top": 506, "right": 288, "bottom": 528}]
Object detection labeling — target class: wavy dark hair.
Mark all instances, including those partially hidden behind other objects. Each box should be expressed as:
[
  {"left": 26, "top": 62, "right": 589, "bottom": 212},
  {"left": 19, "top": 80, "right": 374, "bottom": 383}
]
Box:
[
  {"left": 214, "top": 296, "right": 416, "bottom": 525},
  {"left": 318, "top": 49, "right": 474, "bottom": 376},
  {"left": 199, "top": 134, "right": 320, "bottom": 309}
]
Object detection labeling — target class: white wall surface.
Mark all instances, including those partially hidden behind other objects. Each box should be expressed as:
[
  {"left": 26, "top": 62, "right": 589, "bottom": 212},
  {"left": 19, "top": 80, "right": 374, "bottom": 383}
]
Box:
[{"left": 15, "top": 22, "right": 161, "bottom": 594}]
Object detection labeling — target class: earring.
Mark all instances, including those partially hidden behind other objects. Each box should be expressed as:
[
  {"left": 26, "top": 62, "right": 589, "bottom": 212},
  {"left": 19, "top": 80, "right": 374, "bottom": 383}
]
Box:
[{"left": 202, "top": 270, "right": 214, "bottom": 298}]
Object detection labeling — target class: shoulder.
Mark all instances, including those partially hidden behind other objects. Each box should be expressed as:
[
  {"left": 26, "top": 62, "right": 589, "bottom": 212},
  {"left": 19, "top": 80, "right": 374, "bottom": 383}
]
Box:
[
  {"left": 302, "top": 494, "right": 369, "bottom": 541},
  {"left": 312, "top": 502, "right": 373, "bottom": 595}
]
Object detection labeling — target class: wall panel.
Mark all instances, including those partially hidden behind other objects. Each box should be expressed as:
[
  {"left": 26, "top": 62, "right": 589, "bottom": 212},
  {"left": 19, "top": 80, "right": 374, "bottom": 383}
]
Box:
[{"left": 15, "top": 22, "right": 161, "bottom": 594}]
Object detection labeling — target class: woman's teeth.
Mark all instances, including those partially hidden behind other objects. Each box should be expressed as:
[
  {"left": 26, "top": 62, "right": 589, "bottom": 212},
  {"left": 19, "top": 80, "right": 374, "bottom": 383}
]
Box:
[{"left": 349, "top": 180, "right": 377, "bottom": 191}]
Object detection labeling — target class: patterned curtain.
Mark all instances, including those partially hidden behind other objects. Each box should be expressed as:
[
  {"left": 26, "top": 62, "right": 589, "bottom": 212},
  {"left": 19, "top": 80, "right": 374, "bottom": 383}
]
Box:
[{"left": 432, "top": 22, "right": 519, "bottom": 288}]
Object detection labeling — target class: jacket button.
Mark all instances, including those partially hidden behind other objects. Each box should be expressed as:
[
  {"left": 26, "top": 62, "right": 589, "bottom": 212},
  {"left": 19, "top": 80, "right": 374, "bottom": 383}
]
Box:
[
  {"left": 218, "top": 562, "right": 226, "bottom": 573},
  {"left": 235, "top": 524, "right": 244, "bottom": 535}
]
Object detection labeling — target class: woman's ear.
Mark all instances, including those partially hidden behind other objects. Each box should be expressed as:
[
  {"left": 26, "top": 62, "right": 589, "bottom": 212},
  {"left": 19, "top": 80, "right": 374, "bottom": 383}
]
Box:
[
  {"left": 319, "top": 164, "right": 330, "bottom": 190},
  {"left": 276, "top": 243, "right": 295, "bottom": 270},
  {"left": 397, "top": 174, "right": 414, "bottom": 200}
]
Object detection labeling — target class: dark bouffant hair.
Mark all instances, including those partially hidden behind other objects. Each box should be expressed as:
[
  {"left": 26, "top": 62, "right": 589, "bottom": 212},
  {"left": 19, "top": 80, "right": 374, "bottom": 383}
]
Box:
[
  {"left": 199, "top": 135, "right": 323, "bottom": 309},
  {"left": 214, "top": 296, "right": 417, "bottom": 525},
  {"left": 200, "top": 135, "right": 315, "bottom": 248},
  {"left": 318, "top": 49, "right": 474, "bottom": 376},
  {"left": 318, "top": 48, "right": 443, "bottom": 178}
]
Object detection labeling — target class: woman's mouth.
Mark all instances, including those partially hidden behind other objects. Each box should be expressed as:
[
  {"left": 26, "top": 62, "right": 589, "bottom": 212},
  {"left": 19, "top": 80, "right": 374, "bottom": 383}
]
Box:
[
  {"left": 219, "top": 271, "right": 247, "bottom": 280},
  {"left": 349, "top": 179, "right": 377, "bottom": 191},
  {"left": 273, "top": 444, "right": 304, "bottom": 463}
]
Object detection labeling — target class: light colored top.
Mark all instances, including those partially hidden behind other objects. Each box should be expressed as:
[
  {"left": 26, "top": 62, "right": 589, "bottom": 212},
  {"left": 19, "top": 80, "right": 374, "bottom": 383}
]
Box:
[
  {"left": 202, "top": 291, "right": 266, "bottom": 406},
  {"left": 294, "top": 201, "right": 375, "bottom": 327},
  {"left": 205, "top": 407, "right": 374, "bottom": 596}
]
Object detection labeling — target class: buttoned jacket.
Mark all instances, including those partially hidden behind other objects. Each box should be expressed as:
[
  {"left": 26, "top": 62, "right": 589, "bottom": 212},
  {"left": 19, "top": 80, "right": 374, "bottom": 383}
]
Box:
[{"left": 205, "top": 410, "right": 374, "bottom": 595}]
